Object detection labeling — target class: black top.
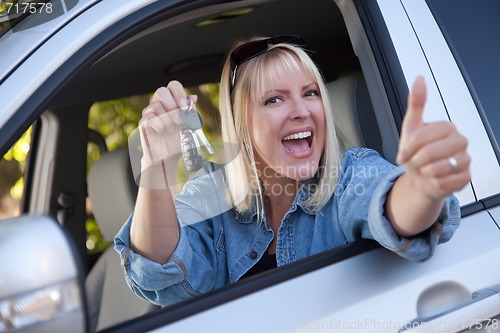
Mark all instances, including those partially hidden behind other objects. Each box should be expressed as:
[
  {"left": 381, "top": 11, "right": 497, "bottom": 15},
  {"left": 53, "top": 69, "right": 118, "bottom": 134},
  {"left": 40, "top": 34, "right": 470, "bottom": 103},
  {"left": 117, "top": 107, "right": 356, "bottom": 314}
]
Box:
[{"left": 240, "top": 253, "right": 277, "bottom": 279}]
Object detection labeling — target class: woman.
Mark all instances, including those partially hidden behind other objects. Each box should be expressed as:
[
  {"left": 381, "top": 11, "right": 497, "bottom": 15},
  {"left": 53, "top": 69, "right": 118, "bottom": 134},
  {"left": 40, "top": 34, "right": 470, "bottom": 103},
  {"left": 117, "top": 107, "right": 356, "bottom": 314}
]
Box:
[{"left": 115, "top": 35, "right": 470, "bottom": 306}]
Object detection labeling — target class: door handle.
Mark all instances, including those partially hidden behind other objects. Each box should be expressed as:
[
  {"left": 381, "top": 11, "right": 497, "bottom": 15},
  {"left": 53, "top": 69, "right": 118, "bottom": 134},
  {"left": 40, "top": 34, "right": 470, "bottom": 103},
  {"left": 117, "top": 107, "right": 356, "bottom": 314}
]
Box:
[{"left": 399, "top": 284, "right": 500, "bottom": 332}]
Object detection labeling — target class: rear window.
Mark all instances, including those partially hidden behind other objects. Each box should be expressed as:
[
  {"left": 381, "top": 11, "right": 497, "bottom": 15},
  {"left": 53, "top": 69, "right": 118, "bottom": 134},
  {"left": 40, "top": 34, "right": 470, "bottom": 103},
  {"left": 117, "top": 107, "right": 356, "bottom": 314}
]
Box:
[{"left": 426, "top": 0, "right": 500, "bottom": 158}]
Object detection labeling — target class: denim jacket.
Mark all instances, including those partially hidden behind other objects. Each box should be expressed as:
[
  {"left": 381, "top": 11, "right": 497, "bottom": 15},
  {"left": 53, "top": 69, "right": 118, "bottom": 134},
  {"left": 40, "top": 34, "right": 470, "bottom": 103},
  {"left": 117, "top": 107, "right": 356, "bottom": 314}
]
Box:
[{"left": 114, "top": 148, "right": 460, "bottom": 306}]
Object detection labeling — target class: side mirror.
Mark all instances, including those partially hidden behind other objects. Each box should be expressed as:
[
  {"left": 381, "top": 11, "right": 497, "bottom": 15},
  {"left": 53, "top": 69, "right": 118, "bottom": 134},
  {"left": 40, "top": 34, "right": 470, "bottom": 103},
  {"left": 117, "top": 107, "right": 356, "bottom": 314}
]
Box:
[{"left": 0, "top": 215, "right": 86, "bottom": 333}]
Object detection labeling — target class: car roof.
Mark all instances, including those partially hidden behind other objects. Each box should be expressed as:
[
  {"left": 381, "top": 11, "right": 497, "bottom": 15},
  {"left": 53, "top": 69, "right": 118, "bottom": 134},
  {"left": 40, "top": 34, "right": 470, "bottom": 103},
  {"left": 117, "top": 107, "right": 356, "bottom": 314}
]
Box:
[
  {"left": 0, "top": 0, "right": 100, "bottom": 83},
  {"left": 40, "top": 0, "right": 359, "bottom": 107}
]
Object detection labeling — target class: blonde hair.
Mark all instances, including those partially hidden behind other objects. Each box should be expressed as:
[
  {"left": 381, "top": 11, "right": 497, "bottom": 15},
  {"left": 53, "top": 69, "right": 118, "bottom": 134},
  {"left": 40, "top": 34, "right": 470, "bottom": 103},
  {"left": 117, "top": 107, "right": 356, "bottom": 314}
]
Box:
[{"left": 219, "top": 37, "right": 342, "bottom": 222}]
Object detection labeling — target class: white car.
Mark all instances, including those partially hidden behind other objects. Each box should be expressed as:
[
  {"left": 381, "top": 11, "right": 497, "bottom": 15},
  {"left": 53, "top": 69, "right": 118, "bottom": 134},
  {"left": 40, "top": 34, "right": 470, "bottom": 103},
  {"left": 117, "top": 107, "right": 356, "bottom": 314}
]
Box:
[{"left": 1, "top": 0, "right": 499, "bottom": 332}]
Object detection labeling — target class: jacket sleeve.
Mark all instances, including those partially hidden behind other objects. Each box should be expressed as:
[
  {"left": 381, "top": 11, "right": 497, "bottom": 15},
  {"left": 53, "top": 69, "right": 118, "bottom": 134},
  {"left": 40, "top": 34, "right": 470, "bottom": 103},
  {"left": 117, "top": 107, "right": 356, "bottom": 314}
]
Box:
[
  {"left": 114, "top": 163, "right": 232, "bottom": 306},
  {"left": 336, "top": 148, "right": 461, "bottom": 262}
]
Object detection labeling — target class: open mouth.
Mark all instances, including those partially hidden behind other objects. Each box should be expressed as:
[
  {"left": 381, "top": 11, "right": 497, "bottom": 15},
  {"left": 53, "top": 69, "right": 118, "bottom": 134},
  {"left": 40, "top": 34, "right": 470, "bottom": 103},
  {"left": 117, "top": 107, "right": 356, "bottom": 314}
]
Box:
[{"left": 282, "top": 131, "right": 313, "bottom": 153}]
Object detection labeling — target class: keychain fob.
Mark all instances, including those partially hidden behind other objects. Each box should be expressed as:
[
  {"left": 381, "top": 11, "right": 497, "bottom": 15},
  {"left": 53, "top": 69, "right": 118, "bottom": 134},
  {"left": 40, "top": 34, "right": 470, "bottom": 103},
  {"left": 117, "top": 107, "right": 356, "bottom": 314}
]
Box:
[
  {"left": 179, "top": 97, "right": 214, "bottom": 171},
  {"left": 180, "top": 128, "right": 203, "bottom": 172}
]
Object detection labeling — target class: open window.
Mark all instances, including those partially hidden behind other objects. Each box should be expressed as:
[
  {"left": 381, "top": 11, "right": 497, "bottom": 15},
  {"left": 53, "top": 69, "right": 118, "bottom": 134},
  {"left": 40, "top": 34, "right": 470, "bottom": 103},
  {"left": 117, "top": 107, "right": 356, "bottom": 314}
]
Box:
[{"left": 72, "top": 0, "right": 393, "bottom": 329}]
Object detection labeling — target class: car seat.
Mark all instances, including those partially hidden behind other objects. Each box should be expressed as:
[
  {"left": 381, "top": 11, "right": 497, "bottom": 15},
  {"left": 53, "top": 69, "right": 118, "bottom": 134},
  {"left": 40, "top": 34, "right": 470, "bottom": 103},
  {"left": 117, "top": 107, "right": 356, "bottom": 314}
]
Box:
[
  {"left": 86, "top": 147, "right": 157, "bottom": 332},
  {"left": 327, "top": 75, "right": 383, "bottom": 154}
]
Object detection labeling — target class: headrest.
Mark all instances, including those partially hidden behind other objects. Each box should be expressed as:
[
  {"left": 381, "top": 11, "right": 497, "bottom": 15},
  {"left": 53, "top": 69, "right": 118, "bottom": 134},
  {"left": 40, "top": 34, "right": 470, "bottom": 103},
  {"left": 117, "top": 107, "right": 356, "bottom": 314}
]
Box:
[
  {"left": 88, "top": 147, "right": 138, "bottom": 241},
  {"left": 327, "top": 75, "right": 382, "bottom": 153}
]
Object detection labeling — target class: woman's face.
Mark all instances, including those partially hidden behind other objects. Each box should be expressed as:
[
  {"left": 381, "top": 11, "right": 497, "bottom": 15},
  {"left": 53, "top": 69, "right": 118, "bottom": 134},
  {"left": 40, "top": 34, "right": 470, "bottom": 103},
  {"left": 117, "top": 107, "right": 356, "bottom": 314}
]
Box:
[{"left": 248, "top": 65, "right": 326, "bottom": 182}]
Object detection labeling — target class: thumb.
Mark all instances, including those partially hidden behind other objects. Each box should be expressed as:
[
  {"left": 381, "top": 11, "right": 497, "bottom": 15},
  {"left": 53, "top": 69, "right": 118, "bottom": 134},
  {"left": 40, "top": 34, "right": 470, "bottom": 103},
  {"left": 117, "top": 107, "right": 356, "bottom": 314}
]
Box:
[
  {"left": 397, "top": 76, "right": 427, "bottom": 164},
  {"left": 402, "top": 76, "right": 426, "bottom": 135}
]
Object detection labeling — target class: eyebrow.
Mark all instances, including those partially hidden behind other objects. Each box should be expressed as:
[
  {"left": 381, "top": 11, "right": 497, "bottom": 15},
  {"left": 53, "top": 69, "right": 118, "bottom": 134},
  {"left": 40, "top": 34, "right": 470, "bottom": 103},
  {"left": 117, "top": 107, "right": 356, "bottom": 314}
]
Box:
[{"left": 263, "top": 82, "right": 318, "bottom": 96}]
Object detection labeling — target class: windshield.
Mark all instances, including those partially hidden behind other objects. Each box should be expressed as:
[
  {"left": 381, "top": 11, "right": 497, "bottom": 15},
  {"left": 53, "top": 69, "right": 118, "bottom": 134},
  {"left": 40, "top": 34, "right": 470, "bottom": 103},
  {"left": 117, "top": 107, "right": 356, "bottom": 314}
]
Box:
[
  {"left": 0, "top": 0, "right": 78, "bottom": 36},
  {"left": 1, "top": 0, "right": 43, "bottom": 34}
]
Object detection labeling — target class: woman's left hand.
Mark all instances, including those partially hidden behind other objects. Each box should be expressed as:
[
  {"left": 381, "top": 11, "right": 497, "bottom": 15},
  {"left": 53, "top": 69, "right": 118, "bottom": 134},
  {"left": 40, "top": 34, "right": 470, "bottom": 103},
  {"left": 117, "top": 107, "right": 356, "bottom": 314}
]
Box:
[{"left": 396, "top": 76, "right": 471, "bottom": 200}]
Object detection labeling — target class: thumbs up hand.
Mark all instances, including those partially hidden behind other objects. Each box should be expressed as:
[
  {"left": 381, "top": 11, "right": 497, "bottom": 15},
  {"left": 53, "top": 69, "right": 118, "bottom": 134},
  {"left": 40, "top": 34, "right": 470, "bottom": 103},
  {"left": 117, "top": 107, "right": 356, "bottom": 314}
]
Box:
[{"left": 396, "top": 76, "right": 471, "bottom": 200}]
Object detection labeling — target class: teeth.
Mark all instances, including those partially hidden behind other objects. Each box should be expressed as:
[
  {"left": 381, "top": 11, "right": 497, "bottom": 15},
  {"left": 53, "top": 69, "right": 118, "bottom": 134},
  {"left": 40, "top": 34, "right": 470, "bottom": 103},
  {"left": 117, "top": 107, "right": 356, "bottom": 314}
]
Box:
[{"left": 283, "top": 131, "right": 312, "bottom": 141}]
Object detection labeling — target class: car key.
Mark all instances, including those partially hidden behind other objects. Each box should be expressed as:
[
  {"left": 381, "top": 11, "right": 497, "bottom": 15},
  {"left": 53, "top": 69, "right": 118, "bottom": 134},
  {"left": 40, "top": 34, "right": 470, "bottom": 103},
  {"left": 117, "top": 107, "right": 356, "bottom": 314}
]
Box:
[
  {"left": 180, "top": 97, "right": 215, "bottom": 154},
  {"left": 193, "top": 129, "right": 215, "bottom": 155},
  {"left": 179, "top": 97, "right": 214, "bottom": 171},
  {"left": 180, "top": 127, "right": 203, "bottom": 172}
]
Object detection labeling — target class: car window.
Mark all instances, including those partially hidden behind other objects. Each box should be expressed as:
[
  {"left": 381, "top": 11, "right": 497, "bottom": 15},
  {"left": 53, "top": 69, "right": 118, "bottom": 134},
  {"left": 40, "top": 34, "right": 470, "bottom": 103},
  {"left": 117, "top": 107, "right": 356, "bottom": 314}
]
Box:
[
  {"left": 0, "top": 126, "right": 31, "bottom": 218},
  {"left": 426, "top": 0, "right": 500, "bottom": 159},
  {"left": 0, "top": 0, "right": 79, "bottom": 36},
  {"left": 71, "top": 0, "right": 367, "bottom": 312}
]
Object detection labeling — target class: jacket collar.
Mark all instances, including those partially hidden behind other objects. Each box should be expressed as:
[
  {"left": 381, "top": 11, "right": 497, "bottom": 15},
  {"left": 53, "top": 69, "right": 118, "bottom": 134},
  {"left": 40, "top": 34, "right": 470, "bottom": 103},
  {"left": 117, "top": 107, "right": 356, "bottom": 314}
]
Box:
[{"left": 234, "top": 178, "right": 318, "bottom": 224}]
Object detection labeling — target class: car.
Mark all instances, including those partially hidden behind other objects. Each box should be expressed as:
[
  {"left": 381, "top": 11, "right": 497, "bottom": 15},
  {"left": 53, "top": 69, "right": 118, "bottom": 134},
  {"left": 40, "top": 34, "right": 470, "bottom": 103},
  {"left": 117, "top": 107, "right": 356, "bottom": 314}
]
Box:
[{"left": 1, "top": 0, "right": 499, "bottom": 332}]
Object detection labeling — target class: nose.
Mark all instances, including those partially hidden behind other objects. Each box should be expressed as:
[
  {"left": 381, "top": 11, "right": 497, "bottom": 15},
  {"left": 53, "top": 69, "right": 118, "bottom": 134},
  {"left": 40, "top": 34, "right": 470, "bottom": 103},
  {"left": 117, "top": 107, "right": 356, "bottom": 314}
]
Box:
[{"left": 289, "top": 99, "right": 311, "bottom": 120}]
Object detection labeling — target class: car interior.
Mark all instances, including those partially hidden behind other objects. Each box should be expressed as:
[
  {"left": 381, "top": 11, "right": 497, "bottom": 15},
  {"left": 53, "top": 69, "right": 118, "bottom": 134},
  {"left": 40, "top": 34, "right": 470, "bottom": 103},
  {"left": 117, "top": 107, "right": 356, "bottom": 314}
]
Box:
[{"left": 9, "top": 0, "right": 403, "bottom": 331}]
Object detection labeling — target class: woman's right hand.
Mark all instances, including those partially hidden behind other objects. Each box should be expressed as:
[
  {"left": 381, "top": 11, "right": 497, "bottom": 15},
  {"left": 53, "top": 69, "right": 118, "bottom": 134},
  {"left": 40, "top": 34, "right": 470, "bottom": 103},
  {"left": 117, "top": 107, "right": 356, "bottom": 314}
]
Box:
[
  {"left": 131, "top": 81, "right": 191, "bottom": 260},
  {"left": 139, "top": 81, "right": 197, "bottom": 172}
]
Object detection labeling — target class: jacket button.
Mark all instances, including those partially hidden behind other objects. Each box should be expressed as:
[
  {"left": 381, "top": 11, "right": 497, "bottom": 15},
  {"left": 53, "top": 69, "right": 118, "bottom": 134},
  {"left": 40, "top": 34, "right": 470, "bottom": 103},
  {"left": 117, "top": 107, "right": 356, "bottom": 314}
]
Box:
[{"left": 249, "top": 250, "right": 258, "bottom": 259}]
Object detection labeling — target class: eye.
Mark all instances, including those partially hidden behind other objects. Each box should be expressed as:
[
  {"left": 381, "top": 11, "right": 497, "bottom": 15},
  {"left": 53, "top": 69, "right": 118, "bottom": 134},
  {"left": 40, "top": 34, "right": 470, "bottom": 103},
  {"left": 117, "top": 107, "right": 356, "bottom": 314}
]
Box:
[
  {"left": 304, "top": 89, "right": 320, "bottom": 98},
  {"left": 264, "top": 96, "right": 283, "bottom": 106}
]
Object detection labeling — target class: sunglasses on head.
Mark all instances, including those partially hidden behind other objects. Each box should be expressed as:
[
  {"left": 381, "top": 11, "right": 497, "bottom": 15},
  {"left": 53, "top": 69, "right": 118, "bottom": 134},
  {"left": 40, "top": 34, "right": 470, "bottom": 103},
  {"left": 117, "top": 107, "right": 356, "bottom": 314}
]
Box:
[{"left": 229, "top": 34, "right": 307, "bottom": 88}]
